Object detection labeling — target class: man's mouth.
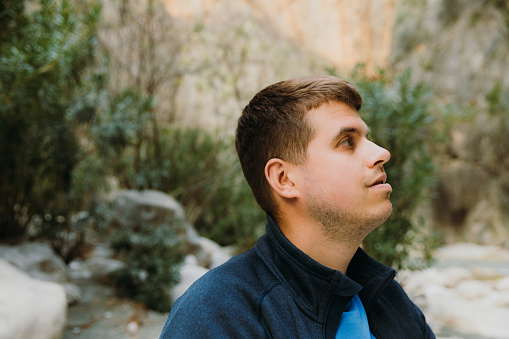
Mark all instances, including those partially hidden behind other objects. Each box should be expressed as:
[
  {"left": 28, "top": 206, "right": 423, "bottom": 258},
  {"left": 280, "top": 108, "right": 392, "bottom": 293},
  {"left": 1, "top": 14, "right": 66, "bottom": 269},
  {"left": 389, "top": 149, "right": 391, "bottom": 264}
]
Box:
[
  {"left": 367, "top": 174, "right": 392, "bottom": 192},
  {"left": 369, "top": 174, "right": 387, "bottom": 187}
]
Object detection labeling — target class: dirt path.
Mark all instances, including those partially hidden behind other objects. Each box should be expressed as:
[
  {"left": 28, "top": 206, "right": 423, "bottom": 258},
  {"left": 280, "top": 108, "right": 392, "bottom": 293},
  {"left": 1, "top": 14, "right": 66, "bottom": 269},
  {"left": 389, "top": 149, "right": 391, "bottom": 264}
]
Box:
[{"left": 64, "top": 278, "right": 168, "bottom": 339}]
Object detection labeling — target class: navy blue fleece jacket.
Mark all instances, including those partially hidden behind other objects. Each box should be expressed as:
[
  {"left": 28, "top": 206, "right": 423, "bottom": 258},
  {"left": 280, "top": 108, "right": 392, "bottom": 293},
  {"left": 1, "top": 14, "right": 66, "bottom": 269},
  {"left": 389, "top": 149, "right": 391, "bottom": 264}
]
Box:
[{"left": 159, "top": 215, "right": 435, "bottom": 338}]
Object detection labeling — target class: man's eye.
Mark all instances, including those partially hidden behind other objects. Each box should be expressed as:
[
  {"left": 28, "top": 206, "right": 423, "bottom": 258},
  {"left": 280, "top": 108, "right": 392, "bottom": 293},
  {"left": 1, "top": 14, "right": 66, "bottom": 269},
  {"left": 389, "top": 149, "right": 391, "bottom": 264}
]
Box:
[{"left": 339, "top": 138, "right": 353, "bottom": 147}]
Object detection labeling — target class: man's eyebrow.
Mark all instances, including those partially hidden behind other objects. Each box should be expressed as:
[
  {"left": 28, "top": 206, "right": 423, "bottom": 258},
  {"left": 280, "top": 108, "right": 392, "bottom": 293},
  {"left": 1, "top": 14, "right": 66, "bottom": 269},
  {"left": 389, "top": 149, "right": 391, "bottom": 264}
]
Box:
[{"left": 332, "top": 126, "right": 370, "bottom": 143}]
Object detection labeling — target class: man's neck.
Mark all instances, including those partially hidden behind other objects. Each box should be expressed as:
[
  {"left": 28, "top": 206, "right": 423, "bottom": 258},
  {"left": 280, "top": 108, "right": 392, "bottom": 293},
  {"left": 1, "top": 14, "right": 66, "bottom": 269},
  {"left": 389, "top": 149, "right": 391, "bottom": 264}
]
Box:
[{"left": 277, "top": 215, "right": 362, "bottom": 274}]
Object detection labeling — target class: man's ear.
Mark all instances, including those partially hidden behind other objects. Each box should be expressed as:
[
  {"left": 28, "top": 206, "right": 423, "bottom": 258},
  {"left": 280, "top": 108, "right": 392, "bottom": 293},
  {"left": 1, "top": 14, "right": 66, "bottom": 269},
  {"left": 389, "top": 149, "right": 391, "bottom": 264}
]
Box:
[{"left": 265, "top": 158, "right": 300, "bottom": 199}]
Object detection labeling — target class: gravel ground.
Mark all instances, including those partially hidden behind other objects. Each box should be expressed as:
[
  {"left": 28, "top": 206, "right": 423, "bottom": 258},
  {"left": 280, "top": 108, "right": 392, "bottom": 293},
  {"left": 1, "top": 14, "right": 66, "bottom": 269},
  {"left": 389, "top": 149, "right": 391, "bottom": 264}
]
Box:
[{"left": 63, "top": 278, "right": 168, "bottom": 339}]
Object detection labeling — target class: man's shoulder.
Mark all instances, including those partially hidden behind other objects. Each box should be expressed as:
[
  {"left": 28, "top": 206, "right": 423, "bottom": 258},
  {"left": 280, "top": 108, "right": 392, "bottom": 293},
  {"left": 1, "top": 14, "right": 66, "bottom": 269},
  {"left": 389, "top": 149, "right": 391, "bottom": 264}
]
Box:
[
  {"left": 174, "top": 246, "right": 274, "bottom": 308},
  {"left": 159, "top": 247, "right": 277, "bottom": 338}
]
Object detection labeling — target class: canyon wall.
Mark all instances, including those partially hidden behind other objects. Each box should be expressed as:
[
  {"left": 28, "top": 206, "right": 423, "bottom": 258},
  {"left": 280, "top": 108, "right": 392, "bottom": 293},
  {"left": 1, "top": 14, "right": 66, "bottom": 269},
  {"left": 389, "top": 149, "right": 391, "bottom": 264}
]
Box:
[{"left": 164, "top": 0, "right": 396, "bottom": 73}]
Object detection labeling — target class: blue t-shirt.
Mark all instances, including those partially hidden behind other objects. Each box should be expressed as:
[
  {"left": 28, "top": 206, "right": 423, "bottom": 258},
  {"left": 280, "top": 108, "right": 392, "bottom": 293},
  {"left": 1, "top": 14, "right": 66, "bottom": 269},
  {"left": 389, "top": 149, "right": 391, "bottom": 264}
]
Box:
[{"left": 335, "top": 294, "right": 376, "bottom": 339}]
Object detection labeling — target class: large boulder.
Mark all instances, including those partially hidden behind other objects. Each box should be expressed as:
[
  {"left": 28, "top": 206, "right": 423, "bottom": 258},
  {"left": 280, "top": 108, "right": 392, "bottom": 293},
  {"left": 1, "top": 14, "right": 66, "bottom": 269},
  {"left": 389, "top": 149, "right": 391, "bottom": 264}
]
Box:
[
  {"left": 197, "top": 236, "right": 232, "bottom": 269},
  {"left": 171, "top": 255, "right": 209, "bottom": 303},
  {"left": 0, "top": 259, "right": 66, "bottom": 339},
  {"left": 107, "top": 190, "right": 202, "bottom": 256},
  {"left": 0, "top": 242, "right": 81, "bottom": 305}
]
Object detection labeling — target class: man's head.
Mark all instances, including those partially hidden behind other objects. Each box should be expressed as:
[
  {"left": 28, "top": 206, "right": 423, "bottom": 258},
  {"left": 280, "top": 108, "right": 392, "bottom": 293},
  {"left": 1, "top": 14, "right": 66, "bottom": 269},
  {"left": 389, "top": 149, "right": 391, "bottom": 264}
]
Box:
[{"left": 235, "top": 75, "right": 363, "bottom": 220}]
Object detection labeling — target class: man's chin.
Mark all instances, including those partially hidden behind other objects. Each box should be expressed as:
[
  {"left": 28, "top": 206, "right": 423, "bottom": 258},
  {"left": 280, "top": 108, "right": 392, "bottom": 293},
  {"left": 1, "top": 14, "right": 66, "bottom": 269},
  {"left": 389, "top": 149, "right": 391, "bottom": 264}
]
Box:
[{"left": 372, "top": 203, "right": 393, "bottom": 229}]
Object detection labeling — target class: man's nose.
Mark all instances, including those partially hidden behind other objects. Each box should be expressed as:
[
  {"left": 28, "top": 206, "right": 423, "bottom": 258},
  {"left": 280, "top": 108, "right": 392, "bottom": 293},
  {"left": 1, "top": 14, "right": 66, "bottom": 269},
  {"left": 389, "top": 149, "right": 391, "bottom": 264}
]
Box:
[{"left": 366, "top": 140, "right": 391, "bottom": 167}]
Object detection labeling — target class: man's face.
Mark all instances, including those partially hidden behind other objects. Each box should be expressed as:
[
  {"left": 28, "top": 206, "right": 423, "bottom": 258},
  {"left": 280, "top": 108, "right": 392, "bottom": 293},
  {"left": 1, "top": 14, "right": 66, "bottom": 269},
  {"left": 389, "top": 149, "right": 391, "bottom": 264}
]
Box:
[{"left": 295, "top": 101, "right": 392, "bottom": 242}]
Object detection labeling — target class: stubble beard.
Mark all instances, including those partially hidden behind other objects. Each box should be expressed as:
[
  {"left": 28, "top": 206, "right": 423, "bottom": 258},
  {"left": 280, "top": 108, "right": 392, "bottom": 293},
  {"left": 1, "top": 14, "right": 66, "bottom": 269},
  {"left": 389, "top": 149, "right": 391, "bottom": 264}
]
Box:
[{"left": 307, "top": 194, "right": 393, "bottom": 245}]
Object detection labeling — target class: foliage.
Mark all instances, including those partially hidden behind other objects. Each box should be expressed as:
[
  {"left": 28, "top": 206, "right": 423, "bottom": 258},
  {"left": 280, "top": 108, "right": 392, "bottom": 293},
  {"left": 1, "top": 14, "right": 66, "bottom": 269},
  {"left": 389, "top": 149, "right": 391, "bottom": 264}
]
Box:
[
  {"left": 91, "top": 101, "right": 266, "bottom": 251},
  {"left": 109, "top": 221, "right": 185, "bottom": 312},
  {"left": 0, "top": 0, "right": 101, "bottom": 255},
  {"left": 155, "top": 128, "right": 265, "bottom": 251},
  {"left": 345, "top": 66, "right": 438, "bottom": 269},
  {"left": 470, "top": 81, "right": 509, "bottom": 187}
]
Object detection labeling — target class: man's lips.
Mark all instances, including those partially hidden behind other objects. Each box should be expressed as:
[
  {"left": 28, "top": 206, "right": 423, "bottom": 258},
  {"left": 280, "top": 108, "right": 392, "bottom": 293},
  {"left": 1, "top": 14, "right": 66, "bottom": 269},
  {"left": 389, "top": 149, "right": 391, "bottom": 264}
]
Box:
[
  {"left": 367, "top": 173, "right": 392, "bottom": 191},
  {"left": 369, "top": 173, "right": 387, "bottom": 187}
]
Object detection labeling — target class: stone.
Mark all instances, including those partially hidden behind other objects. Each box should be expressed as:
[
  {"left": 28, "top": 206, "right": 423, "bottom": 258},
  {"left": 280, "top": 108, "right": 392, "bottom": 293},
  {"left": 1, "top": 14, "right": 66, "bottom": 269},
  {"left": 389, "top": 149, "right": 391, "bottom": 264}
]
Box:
[
  {"left": 69, "top": 257, "right": 125, "bottom": 280},
  {"left": 484, "top": 290, "right": 509, "bottom": 308},
  {"left": 435, "top": 242, "right": 509, "bottom": 261},
  {"left": 196, "top": 236, "right": 232, "bottom": 269},
  {"left": 165, "top": 0, "right": 395, "bottom": 72},
  {"left": 440, "top": 266, "right": 472, "bottom": 288},
  {"left": 424, "top": 283, "right": 509, "bottom": 338},
  {"left": 171, "top": 263, "right": 209, "bottom": 303},
  {"left": 472, "top": 267, "right": 503, "bottom": 280},
  {"left": 0, "top": 259, "right": 67, "bottom": 339},
  {"left": 210, "top": 248, "right": 232, "bottom": 269},
  {"left": 495, "top": 277, "right": 509, "bottom": 290},
  {"left": 108, "top": 190, "right": 202, "bottom": 256},
  {"left": 0, "top": 242, "right": 81, "bottom": 305},
  {"left": 454, "top": 280, "right": 492, "bottom": 300},
  {"left": 397, "top": 268, "right": 446, "bottom": 297}
]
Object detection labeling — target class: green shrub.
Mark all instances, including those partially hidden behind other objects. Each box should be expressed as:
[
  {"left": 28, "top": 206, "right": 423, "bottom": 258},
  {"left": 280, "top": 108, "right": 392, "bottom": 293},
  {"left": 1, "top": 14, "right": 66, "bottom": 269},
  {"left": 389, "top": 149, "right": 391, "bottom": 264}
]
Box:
[
  {"left": 0, "top": 0, "right": 101, "bottom": 256},
  {"left": 346, "top": 66, "right": 438, "bottom": 269},
  {"left": 91, "top": 93, "right": 266, "bottom": 252},
  {"left": 160, "top": 128, "right": 266, "bottom": 252},
  {"left": 109, "top": 221, "right": 185, "bottom": 312}
]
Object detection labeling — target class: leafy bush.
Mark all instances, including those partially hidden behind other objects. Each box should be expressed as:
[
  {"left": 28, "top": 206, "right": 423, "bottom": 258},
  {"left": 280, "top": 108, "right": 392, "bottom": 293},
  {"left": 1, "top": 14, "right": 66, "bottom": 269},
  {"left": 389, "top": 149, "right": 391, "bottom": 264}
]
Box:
[
  {"left": 346, "top": 66, "right": 438, "bottom": 269},
  {"left": 159, "top": 128, "right": 266, "bottom": 252},
  {"left": 0, "top": 0, "right": 101, "bottom": 256},
  {"left": 92, "top": 106, "right": 266, "bottom": 252},
  {"left": 109, "top": 221, "right": 185, "bottom": 312}
]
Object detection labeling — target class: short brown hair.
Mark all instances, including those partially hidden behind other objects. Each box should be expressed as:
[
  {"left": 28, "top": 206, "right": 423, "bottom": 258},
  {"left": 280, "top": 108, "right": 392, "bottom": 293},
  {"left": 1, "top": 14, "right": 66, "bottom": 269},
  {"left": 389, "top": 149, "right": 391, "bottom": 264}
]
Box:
[{"left": 235, "top": 75, "right": 362, "bottom": 218}]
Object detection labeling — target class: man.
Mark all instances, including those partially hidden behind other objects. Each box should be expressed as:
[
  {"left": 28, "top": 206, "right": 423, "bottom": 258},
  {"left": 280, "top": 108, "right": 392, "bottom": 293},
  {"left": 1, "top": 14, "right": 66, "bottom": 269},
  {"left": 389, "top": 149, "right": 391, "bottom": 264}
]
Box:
[{"left": 160, "top": 75, "right": 435, "bottom": 338}]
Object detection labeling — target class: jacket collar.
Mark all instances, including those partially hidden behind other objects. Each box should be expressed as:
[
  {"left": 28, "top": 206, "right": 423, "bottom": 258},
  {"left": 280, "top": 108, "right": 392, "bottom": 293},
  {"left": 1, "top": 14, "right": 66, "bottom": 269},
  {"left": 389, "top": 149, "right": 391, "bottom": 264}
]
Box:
[{"left": 255, "top": 214, "right": 396, "bottom": 323}]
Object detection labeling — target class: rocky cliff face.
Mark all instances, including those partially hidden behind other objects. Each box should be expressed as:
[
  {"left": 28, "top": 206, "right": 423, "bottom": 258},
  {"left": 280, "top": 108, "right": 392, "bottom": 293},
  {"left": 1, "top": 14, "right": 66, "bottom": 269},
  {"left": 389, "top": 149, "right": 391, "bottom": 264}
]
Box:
[
  {"left": 391, "top": 0, "right": 509, "bottom": 106},
  {"left": 391, "top": 0, "right": 509, "bottom": 246},
  {"left": 164, "top": 0, "right": 396, "bottom": 73}
]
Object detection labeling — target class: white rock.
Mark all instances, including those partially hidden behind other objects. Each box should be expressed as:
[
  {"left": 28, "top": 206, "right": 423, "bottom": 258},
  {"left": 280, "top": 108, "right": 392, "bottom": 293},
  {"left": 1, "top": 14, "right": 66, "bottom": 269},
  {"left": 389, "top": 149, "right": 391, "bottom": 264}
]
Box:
[
  {"left": 440, "top": 266, "right": 472, "bottom": 288},
  {"left": 69, "top": 257, "right": 125, "bottom": 280},
  {"left": 109, "top": 190, "right": 202, "bottom": 256},
  {"left": 435, "top": 242, "right": 509, "bottom": 261},
  {"left": 194, "top": 237, "right": 233, "bottom": 269},
  {"left": 424, "top": 282, "right": 509, "bottom": 338},
  {"left": 472, "top": 267, "right": 502, "bottom": 280},
  {"left": 495, "top": 277, "right": 509, "bottom": 290},
  {"left": 210, "top": 249, "right": 232, "bottom": 269},
  {"left": 0, "top": 259, "right": 66, "bottom": 339},
  {"left": 184, "top": 254, "right": 199, "bottom": 265},
  {"left": 454, "top": 280, "right": 492, "bottom": 300},
  {"left": 484, "top": 290, "right": 509, "bottom": 308},
  {"left": 0, "top": 242, "right": 81, "bottom": 305},
  {"left": 398, "top": 268, "right": 446, "bottom": 297},
  {"left": 171, "top": 263, "right": 209, "bottom": 303}
]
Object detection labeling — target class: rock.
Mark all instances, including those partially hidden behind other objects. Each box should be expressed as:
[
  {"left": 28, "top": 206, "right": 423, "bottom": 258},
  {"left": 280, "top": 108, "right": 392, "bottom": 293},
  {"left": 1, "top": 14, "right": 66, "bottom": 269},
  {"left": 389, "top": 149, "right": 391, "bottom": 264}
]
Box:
[
  {"left": 424, "top": 283, "right": 509, "bottom": 338},
  {"left": 495, "top": 277, "right": 509, "bottom": 291},
  {"left": 166, "top": 0, "right": 395, "bottom": 72},
  {"left": 210, "top": 248, "right": 232, "bottom": 269},
  {"left": 184, "top": 254, "right": 199, "bottom": 265},
  {"left": 0, "top": 259, "right": 67, "bottom": 339},
  {"left": 197, "top": 237, "right": 232, "bottom": 269},
  {"left": 69, "top": 257, "right": 125, "bottom": 280},
  {"left": 455, "top": 280, "right": 492, "bottom": 300},
  {"left": 397, "top": 268, "right": 446, "bottom": 297},
  {"left": 485, "top": 290, "right": 509, "bottom": 308},
  {"left": 171, "top": 263, "right": 209, "bottom": 303},
  {"left": 472, "top": 267, "right": 503, "bottom": 280},
  {"left": 108, "top": 190, "right": 202, "bottom": 256},
  {"left": 0, "top": 242, "right": 81, "bottom": 305},
  {"left": 440, "top": 266, "right": 472, "bottom": 288},
  {"left": 435, "top": 243, "right": 509, "bottom": 261}
]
